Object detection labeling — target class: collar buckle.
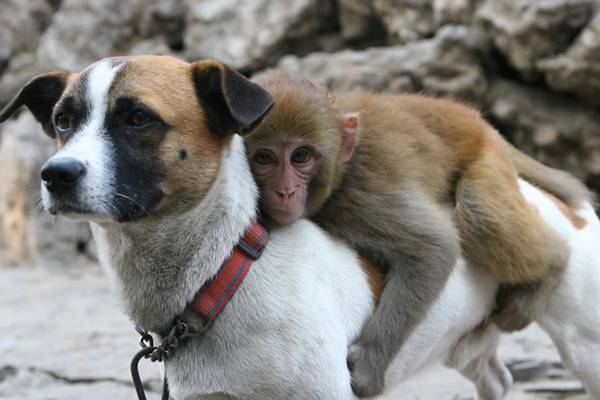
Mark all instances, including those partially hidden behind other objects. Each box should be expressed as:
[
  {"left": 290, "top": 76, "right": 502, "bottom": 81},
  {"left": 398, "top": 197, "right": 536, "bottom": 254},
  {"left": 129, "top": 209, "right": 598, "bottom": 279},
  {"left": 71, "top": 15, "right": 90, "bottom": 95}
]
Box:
[{"left": 237, "top": 238, "right": 265, "bottom": 259}]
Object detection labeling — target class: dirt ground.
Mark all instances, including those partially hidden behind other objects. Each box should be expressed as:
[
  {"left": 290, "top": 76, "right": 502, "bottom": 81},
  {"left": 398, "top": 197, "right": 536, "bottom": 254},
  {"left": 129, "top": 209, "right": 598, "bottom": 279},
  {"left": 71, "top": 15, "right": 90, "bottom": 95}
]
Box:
[{"left": 0, "top": 262, "right": 592, "bottom": 400}]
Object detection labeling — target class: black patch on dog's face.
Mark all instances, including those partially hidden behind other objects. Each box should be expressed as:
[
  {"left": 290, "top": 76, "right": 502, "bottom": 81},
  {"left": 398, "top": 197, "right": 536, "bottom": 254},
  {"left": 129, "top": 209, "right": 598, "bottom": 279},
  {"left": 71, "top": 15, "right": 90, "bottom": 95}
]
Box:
[
  {"left": 51, "top": 70, "right": 92, "bottom": 143},
  {"left": 104, "top": 96, "right": 171, "bottom": 222},
  {"left": 52, "top": 97, "right": 89, "bottom": 144}
]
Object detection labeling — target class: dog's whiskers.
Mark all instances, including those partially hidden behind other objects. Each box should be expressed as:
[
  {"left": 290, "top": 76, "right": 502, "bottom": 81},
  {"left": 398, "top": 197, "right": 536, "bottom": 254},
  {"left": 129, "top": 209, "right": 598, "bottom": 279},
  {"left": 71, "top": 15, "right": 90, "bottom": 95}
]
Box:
[{"left": 114, "top": 192, "right": 150, "bottom": 216}]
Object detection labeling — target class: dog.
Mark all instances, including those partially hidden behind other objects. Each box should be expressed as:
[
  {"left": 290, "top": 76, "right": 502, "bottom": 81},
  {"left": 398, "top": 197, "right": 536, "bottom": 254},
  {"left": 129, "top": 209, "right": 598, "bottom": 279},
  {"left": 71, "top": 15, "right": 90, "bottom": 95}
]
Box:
[{"left": 0, "top": 55, "right": 598, "bottom": 399}]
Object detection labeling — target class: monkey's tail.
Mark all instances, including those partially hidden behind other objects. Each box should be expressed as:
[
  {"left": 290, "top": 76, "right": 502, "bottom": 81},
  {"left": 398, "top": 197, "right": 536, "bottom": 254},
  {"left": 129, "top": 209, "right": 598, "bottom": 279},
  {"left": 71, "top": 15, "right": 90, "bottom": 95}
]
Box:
[{"left": 502, "top": 140, "right": 595, "bottom": 209}]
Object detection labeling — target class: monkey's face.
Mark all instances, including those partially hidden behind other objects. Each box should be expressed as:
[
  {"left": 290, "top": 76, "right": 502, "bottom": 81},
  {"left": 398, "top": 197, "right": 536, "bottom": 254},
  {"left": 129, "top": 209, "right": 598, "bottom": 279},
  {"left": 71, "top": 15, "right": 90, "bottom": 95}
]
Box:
[{"left": 248, "top": 141, "right": 322, "bottom": 225}]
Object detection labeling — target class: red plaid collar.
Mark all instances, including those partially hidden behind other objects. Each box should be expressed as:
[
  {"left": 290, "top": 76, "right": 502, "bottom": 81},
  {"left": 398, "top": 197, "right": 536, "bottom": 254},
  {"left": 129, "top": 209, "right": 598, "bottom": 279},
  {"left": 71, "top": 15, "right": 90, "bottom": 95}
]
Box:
[
  {"left": 190, "top": 221, "right": 268, "bottom": 326},
  {"left": 130, "top": 222, "right": 269, "bottom": 400}
]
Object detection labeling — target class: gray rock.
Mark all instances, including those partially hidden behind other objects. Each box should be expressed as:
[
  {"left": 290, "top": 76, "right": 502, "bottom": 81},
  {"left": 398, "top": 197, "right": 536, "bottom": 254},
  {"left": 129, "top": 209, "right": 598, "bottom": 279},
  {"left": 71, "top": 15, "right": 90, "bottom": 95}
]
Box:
[
  {"left": 484, "top": 78, "right": 600, "bottom": 191},
  {"left": 134, "top": 0, "right": 185, "bottom": 51},
  {"left": 477, "top": 0, "right": 595, "bottom": 79},
  {"left": 337, "top": 0, "right": 377, "bottom": 41},
  {"left": 506, "top": 360, "right": 551, "bottom": 382},
  {"left": 0, "top": 0, "right": 56, "bottom": 60},
  {"left": 36, "top": 0, "right": 137, "bottom": 71},
  {"left": 374, "top": 0, "right": 436, "bottom": 44},
  {"left": 538, "top": 12, "right": 600, "bottom": 106},
  {"left": 523, "top": 380, "right": 586, "bottom": 394},
  {"left": 183, "top": 0, "right": 323, "bottom": 70},
  {"left": 0, "top": 0, "right": 56, "bottom": 98},
  {"left": 432, "top": 0, "right": 481, "bottom": 26},
  {"left": 278, "top": 25, "right": 489, "bottom": 101},
  {"left": 128, "top": 38, "right": 175, "bottom": 57},
  {"left": 373, "top": 0, "right": 481, "bottom": 44}
]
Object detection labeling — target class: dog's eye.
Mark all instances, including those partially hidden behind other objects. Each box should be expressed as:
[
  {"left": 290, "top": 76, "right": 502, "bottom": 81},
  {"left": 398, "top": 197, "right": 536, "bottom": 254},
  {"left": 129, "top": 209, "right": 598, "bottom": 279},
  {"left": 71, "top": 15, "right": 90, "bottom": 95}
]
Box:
[
  {"left": 129, "top": 110, "right": 152, "bottom": 127},
  {"left": 55, "top": 113, "right": 71, "bottom": 132}
]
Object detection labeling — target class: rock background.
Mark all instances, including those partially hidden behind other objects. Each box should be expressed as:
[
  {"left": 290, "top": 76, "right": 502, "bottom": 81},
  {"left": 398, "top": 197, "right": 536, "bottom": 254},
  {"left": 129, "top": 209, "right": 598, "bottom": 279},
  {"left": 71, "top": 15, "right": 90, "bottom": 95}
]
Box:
[{"left": 0, "top": 0, "right": 599, "bottom": 263}]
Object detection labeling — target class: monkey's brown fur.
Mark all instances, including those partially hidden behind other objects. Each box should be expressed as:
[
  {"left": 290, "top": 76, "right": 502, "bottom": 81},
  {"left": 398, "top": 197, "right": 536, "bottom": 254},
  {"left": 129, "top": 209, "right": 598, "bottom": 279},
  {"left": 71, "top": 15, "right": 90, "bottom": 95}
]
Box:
[{"left": 247, "top": 70, "right": 591, "bottom": 397}]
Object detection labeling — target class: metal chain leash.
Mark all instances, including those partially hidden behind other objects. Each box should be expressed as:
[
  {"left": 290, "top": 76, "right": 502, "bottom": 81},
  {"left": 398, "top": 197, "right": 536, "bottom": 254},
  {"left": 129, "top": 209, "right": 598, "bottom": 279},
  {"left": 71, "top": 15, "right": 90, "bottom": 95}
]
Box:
[{"left": 130, "top": 318, "right": 199, "bottom": 400}]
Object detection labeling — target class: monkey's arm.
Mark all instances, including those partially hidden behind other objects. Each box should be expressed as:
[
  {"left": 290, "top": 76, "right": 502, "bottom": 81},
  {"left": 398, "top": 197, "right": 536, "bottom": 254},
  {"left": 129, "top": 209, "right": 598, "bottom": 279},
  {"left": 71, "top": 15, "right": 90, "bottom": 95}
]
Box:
[{"left": 316, "top": 189, "right": 460, "bottom": 397}]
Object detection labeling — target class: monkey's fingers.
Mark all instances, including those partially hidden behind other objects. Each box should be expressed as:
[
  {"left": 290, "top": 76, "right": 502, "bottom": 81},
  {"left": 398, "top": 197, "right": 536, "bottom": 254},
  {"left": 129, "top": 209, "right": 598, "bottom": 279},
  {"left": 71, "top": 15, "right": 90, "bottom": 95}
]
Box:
[{"left": 347, "top": 343, "right": 386, "bottom": 397}]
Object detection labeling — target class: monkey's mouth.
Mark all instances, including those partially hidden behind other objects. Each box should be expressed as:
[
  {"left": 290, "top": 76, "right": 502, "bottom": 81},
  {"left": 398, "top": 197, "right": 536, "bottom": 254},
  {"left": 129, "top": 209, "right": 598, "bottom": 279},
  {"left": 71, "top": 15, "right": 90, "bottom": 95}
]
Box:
[{"left": 263, "top": 206, "right": 303, "bottom": 225}]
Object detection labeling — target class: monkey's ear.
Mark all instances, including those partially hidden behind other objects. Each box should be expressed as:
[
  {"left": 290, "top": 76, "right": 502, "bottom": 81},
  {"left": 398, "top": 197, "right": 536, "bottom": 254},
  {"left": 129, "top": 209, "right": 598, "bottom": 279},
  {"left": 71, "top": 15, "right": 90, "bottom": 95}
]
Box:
[
  {"left": 341, "top": 112, "right": 359, "bottom": 162},
  {"left": 192, "top": 61, "right": 275, "bottom": 136},
  {"left": 0, "top": 71, "right": 71, "bottom": 138}
]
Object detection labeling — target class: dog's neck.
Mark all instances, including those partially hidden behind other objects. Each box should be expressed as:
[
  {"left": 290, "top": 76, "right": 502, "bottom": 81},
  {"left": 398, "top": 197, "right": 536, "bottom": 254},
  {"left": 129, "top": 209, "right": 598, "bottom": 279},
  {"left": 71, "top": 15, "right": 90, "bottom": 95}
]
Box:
[{"left": 91, "top": 135, "right": 259, "bottom": 332}]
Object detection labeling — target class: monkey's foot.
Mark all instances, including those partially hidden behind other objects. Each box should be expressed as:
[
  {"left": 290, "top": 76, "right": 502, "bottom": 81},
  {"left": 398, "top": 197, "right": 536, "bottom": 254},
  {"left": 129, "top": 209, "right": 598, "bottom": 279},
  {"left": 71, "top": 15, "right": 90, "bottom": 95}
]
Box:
[
  {"left": 463, "top": 352, "right": 513, "bottom": 400},
  {"left": 347, "top": 343, "right": 386, "bottom": 398},
  {"left": 492, "top": 286, "right": 537, "bottom": 332}
]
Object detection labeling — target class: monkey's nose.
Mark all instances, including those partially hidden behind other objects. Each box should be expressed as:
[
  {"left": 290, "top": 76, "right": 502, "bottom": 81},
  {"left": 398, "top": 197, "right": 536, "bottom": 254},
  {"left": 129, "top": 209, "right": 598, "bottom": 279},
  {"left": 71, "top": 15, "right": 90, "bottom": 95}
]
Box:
[
  {"left": 41, "top": 158, "right": 86, "bottom": 195},
  {"left": 276, "top": 189, "right": 296, "bottom": 200}
]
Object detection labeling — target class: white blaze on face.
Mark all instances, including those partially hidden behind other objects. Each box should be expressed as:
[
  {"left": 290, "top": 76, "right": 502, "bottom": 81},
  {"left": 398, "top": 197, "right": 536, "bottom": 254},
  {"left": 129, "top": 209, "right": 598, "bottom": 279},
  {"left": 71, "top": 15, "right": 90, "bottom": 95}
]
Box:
[{"left": 42, "top": 60, "right": 123, "bottom": 218}]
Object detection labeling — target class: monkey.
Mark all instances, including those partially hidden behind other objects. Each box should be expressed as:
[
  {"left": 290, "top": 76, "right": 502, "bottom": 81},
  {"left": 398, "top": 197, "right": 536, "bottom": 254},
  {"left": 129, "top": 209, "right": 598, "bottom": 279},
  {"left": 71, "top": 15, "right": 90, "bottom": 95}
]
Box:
[{"left": 245, "top": 69, "right": 592, "bottom": 397}]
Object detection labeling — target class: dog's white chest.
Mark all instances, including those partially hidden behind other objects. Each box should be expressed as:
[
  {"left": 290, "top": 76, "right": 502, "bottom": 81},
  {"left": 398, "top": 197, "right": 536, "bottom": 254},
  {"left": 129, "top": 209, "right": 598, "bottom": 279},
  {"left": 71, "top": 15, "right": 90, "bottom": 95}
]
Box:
[{"left": 166, "top": 221, "right": 374, "bottom": 400}]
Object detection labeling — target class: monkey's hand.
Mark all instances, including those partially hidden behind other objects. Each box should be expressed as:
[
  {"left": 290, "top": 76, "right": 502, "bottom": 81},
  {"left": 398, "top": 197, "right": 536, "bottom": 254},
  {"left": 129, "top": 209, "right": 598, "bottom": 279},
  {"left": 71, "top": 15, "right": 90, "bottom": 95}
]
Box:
[{"left": 347, "top": 342, "right": 386, "bottom": 397}]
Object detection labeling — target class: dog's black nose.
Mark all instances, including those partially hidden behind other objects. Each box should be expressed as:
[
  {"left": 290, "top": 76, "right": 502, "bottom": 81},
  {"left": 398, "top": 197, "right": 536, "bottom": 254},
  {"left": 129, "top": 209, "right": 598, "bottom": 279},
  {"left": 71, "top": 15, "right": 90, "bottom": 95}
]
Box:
[{"left": 41, "top": 158, "right": 86, "bottom": 194}]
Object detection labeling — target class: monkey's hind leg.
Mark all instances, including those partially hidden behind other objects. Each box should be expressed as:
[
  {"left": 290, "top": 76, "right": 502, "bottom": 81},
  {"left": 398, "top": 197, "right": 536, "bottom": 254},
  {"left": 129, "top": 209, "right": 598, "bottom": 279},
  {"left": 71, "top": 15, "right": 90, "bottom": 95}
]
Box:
[
  {"left": 451, "top": 324, "right": 513, "bottom": 400},
  {"left": 453, "top": 150, "right": 568, "bottom": 331}
]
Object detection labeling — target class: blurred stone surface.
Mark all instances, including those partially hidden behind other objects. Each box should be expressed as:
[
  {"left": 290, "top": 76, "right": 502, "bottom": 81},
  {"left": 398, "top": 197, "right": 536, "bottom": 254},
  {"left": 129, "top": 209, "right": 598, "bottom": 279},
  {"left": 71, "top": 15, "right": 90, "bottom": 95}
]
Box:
[
  {"left": 483, "top": 78, "right": 600, "bottom": 192},
  {"left": 0, "top": 0, "right": 56, "bottom": 60},
  {"left": 337, "top": 0, "right": 376, "bottom": 41},
  {"left": 374, "top": 0, "right": 437, "bottom": 43},
  {"left": 373, "top": 0, "right": 481, "bottom": 44},
  {"left": 135, "top": 0, "right": 186, "bottom": 51},
  {"left": 432, "top": 0, "right": 480, "bottom": 26},
  {"left": 279, "top": 25, "right": 489, "bottom": 101},
  {"left": 36, "top": 0, "right": 137, "bottom": 71},
  {"left": 0, "top": 0, "right": 58, "bottom": 105},
  {"left": 183, "top": 0, "right": 326, "bottom": 70},
  {"left": 538, "top": 12, "right": 600, "bottom": 106},
  {"left": 477, "top": 0, "right": 595, "bottom": 79}
]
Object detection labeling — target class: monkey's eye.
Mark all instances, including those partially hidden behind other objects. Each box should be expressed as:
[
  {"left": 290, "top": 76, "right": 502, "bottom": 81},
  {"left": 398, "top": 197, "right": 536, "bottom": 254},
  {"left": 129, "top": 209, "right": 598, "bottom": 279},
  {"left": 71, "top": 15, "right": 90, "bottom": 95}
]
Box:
[
  {"left": 55, "top": 113, "right": 72, "bottom": 133},
  {"left": 291, "top": 147, "right": 313, "bottom": 164},
  {"left": 253, "top": 150, "right": 275, "bottom": 165},
  {"left": 129, "top": 110, "right": 152, "bottom": 127}
]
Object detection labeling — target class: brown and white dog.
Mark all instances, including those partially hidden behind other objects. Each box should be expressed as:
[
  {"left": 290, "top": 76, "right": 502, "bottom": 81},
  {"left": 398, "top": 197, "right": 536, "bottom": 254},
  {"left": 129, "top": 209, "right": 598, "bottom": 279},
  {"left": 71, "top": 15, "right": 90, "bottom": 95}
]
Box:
[{"left": 0, "top": 56, "right": 598, "bottom": 399}]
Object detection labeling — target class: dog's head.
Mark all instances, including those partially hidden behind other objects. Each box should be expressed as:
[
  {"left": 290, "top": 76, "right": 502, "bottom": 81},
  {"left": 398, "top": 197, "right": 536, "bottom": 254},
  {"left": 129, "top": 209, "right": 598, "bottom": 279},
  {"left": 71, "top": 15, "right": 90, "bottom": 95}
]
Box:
[{"left": 0, "top": 56, "right": 274, "bottom": 223}]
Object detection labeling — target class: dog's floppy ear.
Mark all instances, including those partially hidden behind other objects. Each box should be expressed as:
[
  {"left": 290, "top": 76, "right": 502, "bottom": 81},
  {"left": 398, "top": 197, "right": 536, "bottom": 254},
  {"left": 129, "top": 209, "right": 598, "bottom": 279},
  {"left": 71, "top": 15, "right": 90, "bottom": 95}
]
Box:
[
  {"left": 0, "top": 71, "right": 71, "bottom": 138},
  {"left": 192, "top": 61, "right": 275, "bottom": 136}
]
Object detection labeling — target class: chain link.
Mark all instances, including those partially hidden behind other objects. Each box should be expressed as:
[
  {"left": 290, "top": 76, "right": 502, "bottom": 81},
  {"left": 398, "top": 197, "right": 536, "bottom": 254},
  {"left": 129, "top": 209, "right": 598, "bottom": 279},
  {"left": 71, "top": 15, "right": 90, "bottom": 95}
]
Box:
[{"left": 131, "top": 317, "right": 205, "bottom": 400}]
